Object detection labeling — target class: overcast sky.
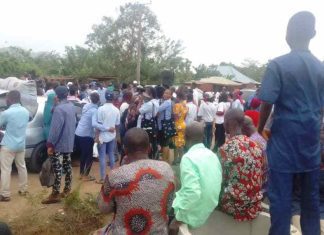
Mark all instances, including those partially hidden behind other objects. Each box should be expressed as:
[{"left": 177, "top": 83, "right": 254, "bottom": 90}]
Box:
[{"left": 0, "top": 0, "right": 323, "bottom": 66}]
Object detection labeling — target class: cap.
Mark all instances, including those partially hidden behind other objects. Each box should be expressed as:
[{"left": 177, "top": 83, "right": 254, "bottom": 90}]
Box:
[
  {"left": 55, "top": 86, "right": 69, "bottom": 100},
  {"left": 105, "top": 90, "right": 114, "bottom": 101}
]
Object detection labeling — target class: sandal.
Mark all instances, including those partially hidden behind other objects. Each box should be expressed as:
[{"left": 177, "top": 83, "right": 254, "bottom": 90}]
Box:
[
  {"left": 95, "top": 179, "right": 104, "bottom": 184},
  {"left": 0, "top": 195, "right": 11, "bottom": 202}
]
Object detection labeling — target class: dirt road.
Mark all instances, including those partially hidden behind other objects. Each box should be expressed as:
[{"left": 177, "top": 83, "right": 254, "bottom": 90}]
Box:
[{"left": 0, "top": 162, "right": 103, "bottom": 222}]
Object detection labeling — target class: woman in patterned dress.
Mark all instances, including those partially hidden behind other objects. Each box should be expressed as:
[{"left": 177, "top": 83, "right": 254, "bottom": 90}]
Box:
[
  {"left": 173, "top": 87, "right": 188, "bottom": 164},
  {"left": 219, "top": 108, "right": 264, "bottom": 221}
]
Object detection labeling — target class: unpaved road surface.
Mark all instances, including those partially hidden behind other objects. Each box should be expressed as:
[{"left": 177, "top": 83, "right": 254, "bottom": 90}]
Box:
[{"left": 0, "top": 162, "right": 104, "bottom": 222}]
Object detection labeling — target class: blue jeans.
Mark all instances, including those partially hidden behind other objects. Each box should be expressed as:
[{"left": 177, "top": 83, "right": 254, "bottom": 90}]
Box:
[
  {"left": 98, "top": 140, "right": 115, "bottom": 180},
  {"left": 268, "top": 169, "right": 320, "bottom": 235},
  {"left": 204, "top": 122, "right": 213, "bottom": 149}
]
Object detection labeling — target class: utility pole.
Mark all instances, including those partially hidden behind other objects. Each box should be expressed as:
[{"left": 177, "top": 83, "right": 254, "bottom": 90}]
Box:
[
  {"left": 136, "top": 18, "right": 142, "bottom": 85},
  {"left": 135, "top": 1, "right": 151, "bottom": 85}
]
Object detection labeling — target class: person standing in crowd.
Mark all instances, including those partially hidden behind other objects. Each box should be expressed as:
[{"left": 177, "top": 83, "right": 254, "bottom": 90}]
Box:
[
  {"left": 43, "top": 92, "right": 56, "bottom": 140},
  {"left": 96, "top": 83, "right": 106, "bottom": 105},
  {"left": 170, "top": 122, "right": 222, "bottom": 233},
  {"left": 96, "top": 91, "right": 120, "bottom": 184},
  {"left": 258, "top": 12, "right": 324, "bottom": 235},
  {"left": 0, "top": 91, "right": 29, "bottom": 202},
  {"left": 96, "top": 128, "right": 175, "bottom": 235},
  {"left": 198, "top": 93, "right": 216, "bottom": 149},
  {"left": 185, "top": 92, "right": 198, "bottom": 125},
  {"left": 119, "top": 90, "right": 133, "bottom": 116},
  {"left": 157, "top": 89, "right": 173, "bottom": 162},
  {"left": 192, "top": 82, "right": 203, "bottom": 106},
  {"left": 75, "top": 92, "right": 101, "bottom": 181},
  {"left": 44, "top": 81, "right": 57, "bottom": 97},
  {"left": 231, "top": 89, "right": 244, "bottom": 111},
  {"left": 79, "top": 84, "right": 89, "bottom": 101},
  {"left": 219, "top": 109, "right": 263, "bottom": 221},
  {"left": 42, "top": 86, "right": 76, "bottom": 204},
  {"left": 173, "top": 87, "right": 188, "bottom": 164},
  {"left": 214, "top": 92, "right": 229, "bottom": 151},
  {"left": 67, "top": 84, "right": 80, "bottom": 102},
  {"left": 138, "top": 87, "right": 158, "bottom": 159}
]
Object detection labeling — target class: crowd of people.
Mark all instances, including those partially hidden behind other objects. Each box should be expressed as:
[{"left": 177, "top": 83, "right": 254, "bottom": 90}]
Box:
[{"left": 0, "top": 10, "right": 323, "bottom": 235}]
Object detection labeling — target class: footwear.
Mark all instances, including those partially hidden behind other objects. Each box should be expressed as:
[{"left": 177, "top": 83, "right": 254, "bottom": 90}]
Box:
[
  {"left": 18, "top": 190, "right": 29, "bottom": 196},
  {"left": 41, "top": 193, "right": 61, "bottom": 204},
  {"left": 0, "top": 195, "right": 10, "bottom": 202},
  {"left": 82, "top": 175, "right": 96, "bottom": 182},
  {"left": 59, "top": 190, "right": 71, "bottom": 199}
]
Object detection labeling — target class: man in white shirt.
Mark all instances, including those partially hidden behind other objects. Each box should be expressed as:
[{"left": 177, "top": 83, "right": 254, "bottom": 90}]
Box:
[
  {"left": 198, "top": 93, "right": 217, "bottom": 149},
  {"left": 231, "top": 89, "right": 244, "bottom": 111},
  {"left": 96, "top": 91, "right": 120, "bottom": 183},
  {"left": 186, "top": 93, "right": 198, "bottom": 125},
  {"left": 119, "top": 90, "right": 133, "bottom": 116},
  {"left": 214, "top": 93, "right": 229, "bottom": 150},
  {"left": 192, "top": 83, "right": 203, "bottom": 106}
]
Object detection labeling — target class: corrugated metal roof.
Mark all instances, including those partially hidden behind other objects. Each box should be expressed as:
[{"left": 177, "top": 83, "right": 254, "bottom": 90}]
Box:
[
  {"left": 217, "top": 65, "right": 260, "bottom": 84},
  {"left": 198, "top": 76, "right": 241, "bottom": 86}
]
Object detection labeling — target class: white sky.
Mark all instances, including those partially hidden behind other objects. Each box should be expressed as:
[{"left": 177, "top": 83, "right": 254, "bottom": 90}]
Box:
[{"left": 0, "top": 0, "right": 323, "bottom": 66}]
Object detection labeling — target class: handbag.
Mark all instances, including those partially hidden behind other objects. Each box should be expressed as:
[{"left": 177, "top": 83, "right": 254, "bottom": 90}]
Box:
[
  {"left": 161, "top": 104, "right": 177, "bottom": 138},
  {"left": 141, "top": 102, "right": 157, "bottom": 137},
  {"left": 39, "top": 158, "right": 55, "bottom": 187}
]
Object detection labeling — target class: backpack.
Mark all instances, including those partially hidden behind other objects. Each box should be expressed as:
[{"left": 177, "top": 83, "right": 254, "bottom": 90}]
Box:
[{"left": 39, "top": 158, "right": 55, "bottom": 187}]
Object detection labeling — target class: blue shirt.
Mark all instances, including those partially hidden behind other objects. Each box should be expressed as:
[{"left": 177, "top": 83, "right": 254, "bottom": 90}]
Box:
[
  {"left": 157, "top": 99, "right": 172, "bottom": 130},
  {"left": 75, "top": 103, "right": 98, "bottom": 138},
  {"left": 259, "top": 50, "right": 324, "bottom": 172},
  {"left": 0, "top": 104, "right": 29, "bottom": 152},
  {"left": 47, "top": 100, "right": 76, "bottom": 153}
]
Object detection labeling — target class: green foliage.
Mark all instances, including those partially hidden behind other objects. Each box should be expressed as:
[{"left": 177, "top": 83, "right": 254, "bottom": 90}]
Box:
[
  {"left": 194, "top": 64, "right": 222, "bottom": 79},
  {"left": 236, "top": 58, "right": 267, "bottom": 82}
]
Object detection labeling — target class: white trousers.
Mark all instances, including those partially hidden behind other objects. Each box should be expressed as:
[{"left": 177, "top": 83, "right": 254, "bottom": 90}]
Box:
[{"left": 0, "top": 148, "right": 28, "bottom": 197}]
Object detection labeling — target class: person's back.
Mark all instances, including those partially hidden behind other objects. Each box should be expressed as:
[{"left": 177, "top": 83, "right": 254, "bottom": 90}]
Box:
[
  {"left": 1, "top": 103, "right": 29, "bottom": 151},
  {"left": 50, "top": 101, "right": 76, "bottom": 153},
  {"left": 261, "top": 51, "right": 324, "bottom": 171},
  {"left": 220, "top": 134, "right": 263, "bottom": 221},
  {"left": 172, "top": 122, "right": 222, "bottom": 229},
  {"left": 97, "top": 102, "right": 120, "bottom": 143},
  {"left": 106, "top": 160, "right": 174, "bottom": 234},
  {"left": 175, "top": 143, "right": 222, "bottom": 227}
]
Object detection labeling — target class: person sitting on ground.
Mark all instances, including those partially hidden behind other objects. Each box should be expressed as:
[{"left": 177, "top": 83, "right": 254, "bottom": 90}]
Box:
[
  {"left": 219, "top": 109, "right": 263, "bottom": 221},
  {"left": 42, "top": 86, "right": 76, "bottom": 204},
  {"left": 170, "top": 122, "right": 222, "bottom": 234},
  {"left": 96, "top": 128, "right": 175, "bottom": 235}
]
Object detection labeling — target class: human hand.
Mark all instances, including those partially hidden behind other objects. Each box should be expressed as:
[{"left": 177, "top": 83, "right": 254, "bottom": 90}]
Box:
[{"left": 108, "top": 127, "right": 115, "bottom": 133}]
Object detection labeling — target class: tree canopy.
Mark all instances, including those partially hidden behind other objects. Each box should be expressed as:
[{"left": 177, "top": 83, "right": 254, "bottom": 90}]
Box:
[{"left": 0, "top": 3, "right": 266, "bottom": 84}]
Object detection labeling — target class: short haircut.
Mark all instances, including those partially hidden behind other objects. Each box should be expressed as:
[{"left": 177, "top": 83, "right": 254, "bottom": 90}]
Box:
[
  {"left": 7, "top": 90, "right": 21, "bottom": 104},
  {"left": 218, "top": 92, "right": 228, "bottom": 103},
  {"left": 187, "top": 93, "right": 193, "bottom": 102},
  {"left": 69, "top": 85, "right": 78, "bottom": 96},
  {"left": 90, "top": 92, "right": 100, "bottom": 104},
  {"left": 155, "top": 86, "right": 166, "bottom": 99},
  {"left": 287, "top": 11, "right": 316, "bottom": 43},
  {"left": 186, "top": 121, "right": 204, "bottom": 143},
  {"left": 225, "top": 108, "right": 245, "bottom": 127},
  {"left": 124, "top": 128, "right": 150, "bottom": 153}
]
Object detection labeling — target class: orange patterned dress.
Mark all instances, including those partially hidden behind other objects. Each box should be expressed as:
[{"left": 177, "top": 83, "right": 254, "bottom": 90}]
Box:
[{"left": 173, "top": 101, "right": 188, "bottom": 148}]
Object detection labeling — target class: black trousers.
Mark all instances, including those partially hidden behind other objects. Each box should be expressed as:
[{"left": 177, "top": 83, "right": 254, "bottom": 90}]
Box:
[
  {"left": 215, "top": 123, "right": 225, "bottom": 149},
  {"left": 75, "top": 135, "right": 94, "bottom": 176}
]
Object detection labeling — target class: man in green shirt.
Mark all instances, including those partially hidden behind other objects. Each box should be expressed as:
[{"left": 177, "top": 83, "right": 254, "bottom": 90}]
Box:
[{"left": 170, "top": 121, "right": 222, "bottom": 233}]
